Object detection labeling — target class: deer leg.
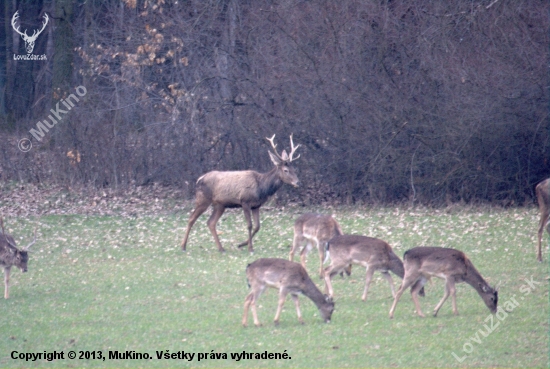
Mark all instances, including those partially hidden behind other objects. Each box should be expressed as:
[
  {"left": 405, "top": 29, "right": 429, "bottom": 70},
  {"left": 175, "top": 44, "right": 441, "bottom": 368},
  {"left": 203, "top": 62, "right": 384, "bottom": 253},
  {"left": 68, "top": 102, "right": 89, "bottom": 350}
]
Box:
[
  {"left": 4, "top": 267, "right": 10, "bottom": 299},
  {"left": 250, "top": 207, "right": 261, "bottom": 243},
  {"left": 411, "top": 276, "right": 428, "bottom": 317},
  {"left": 299, "top": 240, "right": 312, "bottom": 270},
  {"left": 323, "top": 262, "right": 346, "bottom": 297},
  {"left": 181, "top": 191, "right": 212, "bottom": 251},
  {"left": 289, "top": 232, "right": 303, "bottom": 262},
  {"left": 389, "top": 271, "right": 422, "bottom": 319},
  {"left": 242, "top": 292, "right": 253, "bottom": 327},
  {"left": 181, "top": 201, "right": 211, "bottom": 251},
  {"left": 381, "top": 271, "right": 396, "bottom": 298},
  {"left": 206, "top": 204, "right": 226, "bottom": 252},
  {"left": 433, "top": 278, "right": 455, "bottom": 317},
  {"left": 290, "top": 294, "right": 304, "bottom": 324},
  {"left": 274, "top": 288, "right": 289, "bottom": 326},
  {"left": 323, "top": 266, "right": 334, "bottom": 297},
  {"left": 238, "top": 206, "right": 259, "bottom": 253},
  {"left": 243, "top": 285, "right": 264, "bottom": 327},
  {"left": 362, "top": 265, "right": 376, "bottom": 301},
  {"left": 537, "top": 211, "right": 548, "bottom": 262},
  {"left": 317, "top": 240, "right": 326, "bottom": 279}
]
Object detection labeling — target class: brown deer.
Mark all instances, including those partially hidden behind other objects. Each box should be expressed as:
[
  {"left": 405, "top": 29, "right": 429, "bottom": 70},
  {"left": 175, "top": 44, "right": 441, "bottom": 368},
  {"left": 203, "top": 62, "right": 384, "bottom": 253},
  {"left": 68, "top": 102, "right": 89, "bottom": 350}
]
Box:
[
  {"left": 536, "top": 178, "right": 549, "bottom": 262},
  {"left": 289, "top": 213, "right": 344, "bottom": 278},
  {"left": 181, "top": 134, "right": 300, "bottom": 253},
  {"left": 389, "top": 247, "right": 498, "bottom": 319},
  {"left": 0, "top": 218, "right": 36, "bottom": 299},
  {"left": 323, "top": 235, "right": 413, "bottom": 301},
  {"left": 242, "top": 258, "right": 335, "bottom": 327}
]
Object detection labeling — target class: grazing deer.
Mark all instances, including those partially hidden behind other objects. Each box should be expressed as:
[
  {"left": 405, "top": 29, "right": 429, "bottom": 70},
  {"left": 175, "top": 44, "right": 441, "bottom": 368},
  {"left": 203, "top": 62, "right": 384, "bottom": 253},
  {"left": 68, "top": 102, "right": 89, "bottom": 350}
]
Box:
[
  {"left": 0, "top": 218, "right": 36, "bottom": 299},
  {"left": 389, "top": 247, "right": 498, "bottom": 319},
  {"left": 536, "top": 178, "right": 549, "bottom": 262},
  {"left": 323, "top": 235, "right": 410, "bottom": 301},
  {"left": 289, "top": 213, "right": 344, "bottom": 278},
  {"left": 242, "top": 258, "right": 334, "bottom": 327},
  {"left": 181, "top": 134, "right": 300, "bottom": 253}
]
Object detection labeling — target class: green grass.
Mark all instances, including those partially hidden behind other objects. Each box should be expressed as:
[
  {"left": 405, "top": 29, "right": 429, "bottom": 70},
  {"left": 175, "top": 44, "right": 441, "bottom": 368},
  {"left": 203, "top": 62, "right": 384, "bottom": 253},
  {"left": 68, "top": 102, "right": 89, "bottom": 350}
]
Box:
[{"left": 0, "top": 206, "right": 548, "bottom": 367}]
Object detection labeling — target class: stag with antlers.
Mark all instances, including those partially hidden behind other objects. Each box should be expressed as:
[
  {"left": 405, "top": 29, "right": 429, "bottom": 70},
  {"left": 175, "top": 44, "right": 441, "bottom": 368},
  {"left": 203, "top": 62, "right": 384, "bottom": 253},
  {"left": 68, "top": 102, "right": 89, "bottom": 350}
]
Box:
[
  {"left": 11, "top": 11, "right": 49, "bottom": 54},
  {"left": 181, "top": 134, "right": 301, "bottom": 253},
  {"left": 0, "top": 218, "right": 36, "bottom": 299},
  {"left": 536, "top": 178, "right": 549, "bottom": 262}
]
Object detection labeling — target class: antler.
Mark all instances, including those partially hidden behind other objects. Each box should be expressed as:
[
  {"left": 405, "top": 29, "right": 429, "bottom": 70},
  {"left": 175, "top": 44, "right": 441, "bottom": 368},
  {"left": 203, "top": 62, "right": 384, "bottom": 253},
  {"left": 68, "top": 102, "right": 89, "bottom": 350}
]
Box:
[
  {"left": 266, "top": 134, "right": 301, "bottom": 162},
  {"left": 29, "top": 13, "right": 49, "bottom": 41},
  {"left": 266, "top": 134, "right": 285, "bottom": 162},
  {"left": 11, "top": 12, "right": 48, "bottom": 41},
  {"left": 11, "top": 11, "right": 26, "bottom": 37},
  {"left": 288, "top": 134, "right": 301, "bottom": 162},
  {"left": 23, "top": 229, "right": 37, "bottom": 251}
]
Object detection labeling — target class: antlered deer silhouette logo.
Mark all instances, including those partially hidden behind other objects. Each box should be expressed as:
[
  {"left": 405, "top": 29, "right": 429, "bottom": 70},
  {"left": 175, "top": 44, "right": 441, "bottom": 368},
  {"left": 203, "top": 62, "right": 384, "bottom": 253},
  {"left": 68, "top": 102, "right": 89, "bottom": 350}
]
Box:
[{"left": 11, "top": 11, "right": 49, "bottom": 54}]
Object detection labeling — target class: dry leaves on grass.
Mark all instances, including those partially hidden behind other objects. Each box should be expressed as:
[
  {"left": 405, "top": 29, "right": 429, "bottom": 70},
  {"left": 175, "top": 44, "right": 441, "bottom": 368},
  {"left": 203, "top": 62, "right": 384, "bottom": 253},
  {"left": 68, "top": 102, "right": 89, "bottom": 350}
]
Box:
[{"left": 0, "top": 183, "right": 189, "bottom": 217}]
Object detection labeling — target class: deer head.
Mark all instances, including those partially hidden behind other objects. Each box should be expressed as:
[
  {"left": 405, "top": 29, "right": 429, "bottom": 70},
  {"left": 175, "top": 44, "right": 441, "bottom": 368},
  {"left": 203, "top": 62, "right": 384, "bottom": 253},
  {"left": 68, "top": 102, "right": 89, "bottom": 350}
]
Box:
[
  {"left": 266, "top": 134, "right": 301, "bottom": 187},
  {"left": 1, "top": 218, "right": 36, "bottom": 272},
  {"left": 11, "top": 11, "right": 49, "bottom": 54}
]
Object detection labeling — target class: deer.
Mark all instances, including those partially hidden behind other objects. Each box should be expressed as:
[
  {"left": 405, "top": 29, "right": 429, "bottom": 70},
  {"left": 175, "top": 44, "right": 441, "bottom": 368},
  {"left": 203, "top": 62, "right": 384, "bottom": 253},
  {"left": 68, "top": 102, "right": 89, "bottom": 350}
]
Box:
[
  {"left": 388, "top": 247, "right": 498, "bottom": 319},
  {"left": 0, "top": 218, "right": 36, "bottom": 299},
  {"left": 289, "top": 213, "right": 346, "bottom": 278},
  {"left": 11, "top": 11, "right": 49, "bottom": 54},
  {"left": 181, "top": 134, "right": 300, "bottom": 253},
  {"left": 242, "top": 258, "right": 335, "bottom": 327},
  {"left": 536, "top": 178, "right": 549, "bottom": 262},
  {"left": 323, "top": 235, "right": 422, "bottom": 301}
]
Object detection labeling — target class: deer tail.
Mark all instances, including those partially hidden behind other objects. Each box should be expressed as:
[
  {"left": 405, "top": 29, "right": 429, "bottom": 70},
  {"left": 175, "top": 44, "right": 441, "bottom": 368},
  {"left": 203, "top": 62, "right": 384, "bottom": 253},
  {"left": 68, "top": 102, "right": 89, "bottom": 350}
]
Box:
[{"left": 323, "top": 243, "right": 330, "bottom": 264}]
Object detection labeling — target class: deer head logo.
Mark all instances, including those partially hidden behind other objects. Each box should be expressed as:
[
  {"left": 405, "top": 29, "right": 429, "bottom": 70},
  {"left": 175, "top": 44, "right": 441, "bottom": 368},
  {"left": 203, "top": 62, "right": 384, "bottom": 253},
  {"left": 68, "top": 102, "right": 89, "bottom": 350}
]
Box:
[{"left": 11, "top": 11, "right": 49, "bottom": 54}]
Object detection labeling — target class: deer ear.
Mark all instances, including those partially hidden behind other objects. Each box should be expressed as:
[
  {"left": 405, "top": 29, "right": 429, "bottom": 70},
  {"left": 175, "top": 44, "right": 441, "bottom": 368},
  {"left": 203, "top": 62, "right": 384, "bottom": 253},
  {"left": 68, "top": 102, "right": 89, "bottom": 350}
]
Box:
[{"left": 268, "top": 151, "right": 282, "bottom": 166}]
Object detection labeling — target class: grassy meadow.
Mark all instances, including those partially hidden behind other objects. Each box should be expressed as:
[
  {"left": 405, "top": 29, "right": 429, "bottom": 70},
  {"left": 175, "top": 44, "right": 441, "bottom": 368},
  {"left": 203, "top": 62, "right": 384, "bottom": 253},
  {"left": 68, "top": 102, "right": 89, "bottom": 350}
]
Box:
[{"left": 0, "top": 205, "right": 548, "bottom": 368}]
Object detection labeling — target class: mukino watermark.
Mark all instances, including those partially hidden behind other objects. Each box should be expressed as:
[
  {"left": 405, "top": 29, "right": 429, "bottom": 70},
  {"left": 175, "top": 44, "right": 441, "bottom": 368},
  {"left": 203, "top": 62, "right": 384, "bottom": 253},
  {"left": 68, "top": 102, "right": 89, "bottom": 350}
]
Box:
[
  {"left": 451, "top": 275, "right": 541, "bottom": 362},
  {"left": 18, "top": 86, "right": 87, "bottom": 152}
]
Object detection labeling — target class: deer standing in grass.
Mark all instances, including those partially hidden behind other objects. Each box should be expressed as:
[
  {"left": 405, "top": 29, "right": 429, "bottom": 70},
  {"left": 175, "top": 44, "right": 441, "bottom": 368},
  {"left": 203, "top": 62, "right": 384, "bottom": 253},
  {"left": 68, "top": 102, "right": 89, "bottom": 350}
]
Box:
[
  {"left": 289, "top": 213, "right": 345, "bottom": 278},
  {"left": 323, "top": 235, "right": 414, "bottom": 301},
  {"left": 388, "top": 247, "right": 498, "bottom": 319},
  {"left": 242, "top": 258, "right": 334, "bottom": 327},
  {"left": 0, "top": 218, "right": 36, "bottom": 299},
  {"left": 181, "top": 135, "right": 300, "bottom": 253},
  {"left": 536, "top": 178, "right": 549, "bottom": 262}
]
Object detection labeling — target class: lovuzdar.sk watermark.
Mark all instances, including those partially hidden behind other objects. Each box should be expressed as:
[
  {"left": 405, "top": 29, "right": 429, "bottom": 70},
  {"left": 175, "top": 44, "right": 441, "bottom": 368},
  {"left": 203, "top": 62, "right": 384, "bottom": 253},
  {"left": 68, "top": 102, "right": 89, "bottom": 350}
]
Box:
[
  {"left": 17, "top": 86, "right": 87, "bottom": 152},
  {"left": 451, "top": 275, "right": 541, "bottom": 363},
  {"left": 11, "top": 11, "right": 49, "bottom": 60}
]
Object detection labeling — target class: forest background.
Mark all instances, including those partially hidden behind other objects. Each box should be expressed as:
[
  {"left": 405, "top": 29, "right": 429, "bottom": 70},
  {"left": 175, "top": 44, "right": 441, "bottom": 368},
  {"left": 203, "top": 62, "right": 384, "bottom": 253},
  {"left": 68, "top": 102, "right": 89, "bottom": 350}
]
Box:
[{"left": 0, "top": 0, "right": 548, "bottom": 206}]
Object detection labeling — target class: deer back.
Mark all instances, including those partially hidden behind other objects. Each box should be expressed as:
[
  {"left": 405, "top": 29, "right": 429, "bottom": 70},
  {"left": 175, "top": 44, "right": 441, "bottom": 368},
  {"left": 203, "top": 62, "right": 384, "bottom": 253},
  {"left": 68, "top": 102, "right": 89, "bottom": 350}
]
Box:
[
  {"left": 297, "top": 213, "right": 343, "bottom": 242},
  {"left": 328, "top": 235, "right": 400, "bottom": 270},
  {"left": 197, "top": 168, "right": 290, "bottom": 208}
]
